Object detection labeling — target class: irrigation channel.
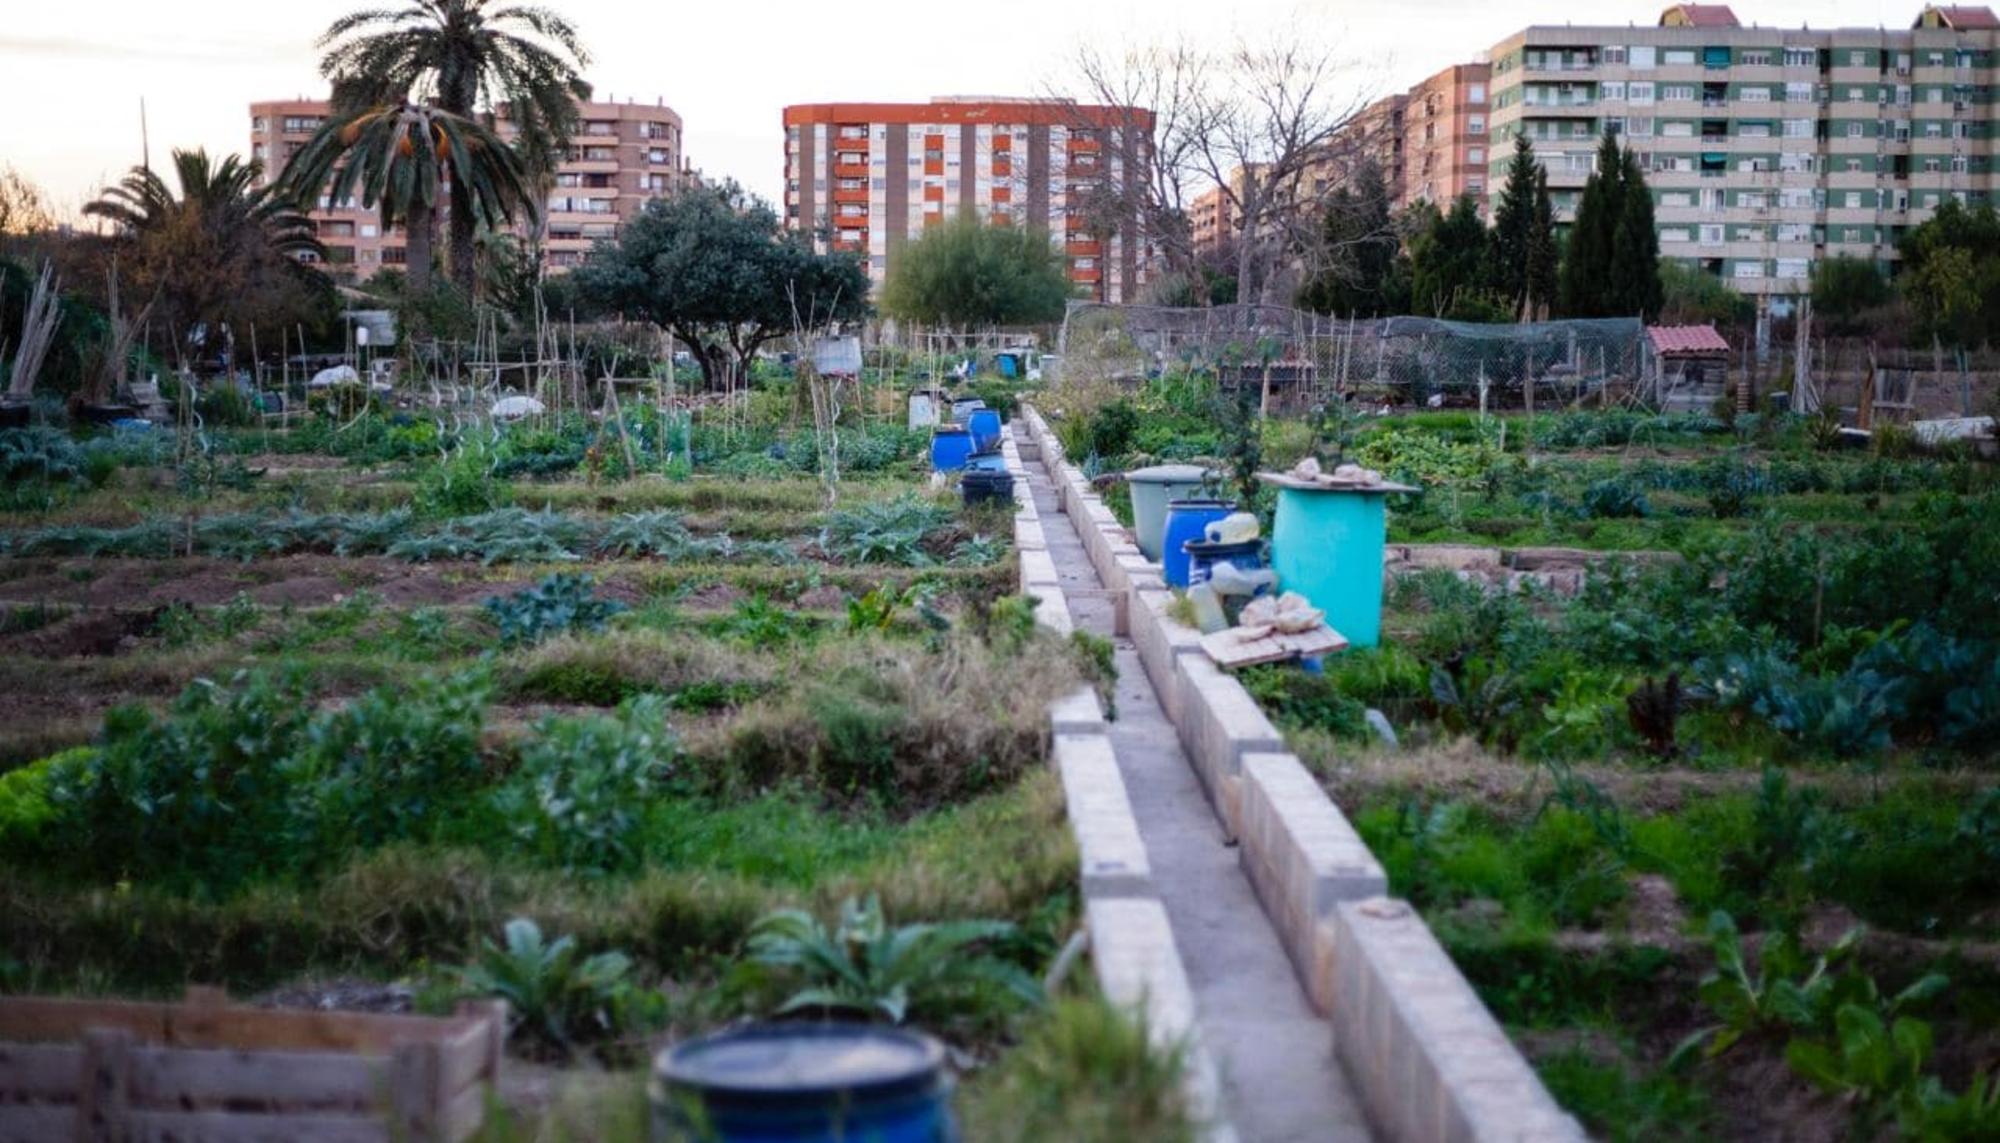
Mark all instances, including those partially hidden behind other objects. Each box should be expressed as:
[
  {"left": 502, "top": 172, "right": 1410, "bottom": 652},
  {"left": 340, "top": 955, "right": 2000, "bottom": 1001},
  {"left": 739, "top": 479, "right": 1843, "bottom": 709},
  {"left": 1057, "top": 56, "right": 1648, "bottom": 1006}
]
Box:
[{"left": 1019, "top": 435, "right": 1376, "bottom": 1143}]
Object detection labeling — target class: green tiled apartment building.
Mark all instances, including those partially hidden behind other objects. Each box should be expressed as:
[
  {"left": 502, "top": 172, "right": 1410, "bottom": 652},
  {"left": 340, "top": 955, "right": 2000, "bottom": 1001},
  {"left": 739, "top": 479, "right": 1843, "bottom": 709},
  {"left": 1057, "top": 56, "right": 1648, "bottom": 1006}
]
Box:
[{"left": 1485, "top": 4, "right": 2000, "bottom": 302}]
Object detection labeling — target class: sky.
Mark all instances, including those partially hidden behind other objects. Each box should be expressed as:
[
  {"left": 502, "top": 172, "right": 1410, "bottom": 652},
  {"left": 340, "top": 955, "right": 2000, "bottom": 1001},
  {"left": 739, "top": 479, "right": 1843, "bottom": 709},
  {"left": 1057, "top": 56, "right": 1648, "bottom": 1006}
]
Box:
[{"left": 0, "top": 0, "right": 1913, "bottom": 220}]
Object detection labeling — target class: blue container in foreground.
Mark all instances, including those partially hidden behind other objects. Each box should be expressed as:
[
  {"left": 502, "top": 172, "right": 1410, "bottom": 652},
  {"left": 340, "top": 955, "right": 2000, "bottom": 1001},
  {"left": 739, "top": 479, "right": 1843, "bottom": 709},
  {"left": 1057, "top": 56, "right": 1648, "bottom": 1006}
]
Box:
[
  {"left": 966, "top": 408, "right": 1003, "bottom": 452},
  {"left": 929, "top": 426, "right": 975, "bottom": 472},
  {"left": 1267, "top": 475, "right": 1415, "bottom": 649},
  {"left": 1161, "top": 499, "right": 1235, "bottom": 589},
  {"left": 652, "top": 1023, "right": 955, "bottom": 1143}
]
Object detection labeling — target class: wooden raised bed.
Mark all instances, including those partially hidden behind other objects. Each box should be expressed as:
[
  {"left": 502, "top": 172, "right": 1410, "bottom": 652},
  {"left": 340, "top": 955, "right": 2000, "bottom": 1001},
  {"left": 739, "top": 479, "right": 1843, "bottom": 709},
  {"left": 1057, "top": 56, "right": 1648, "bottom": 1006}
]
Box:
[{"left": 0, "top": 986, "right": 505, "bottom": 1142}]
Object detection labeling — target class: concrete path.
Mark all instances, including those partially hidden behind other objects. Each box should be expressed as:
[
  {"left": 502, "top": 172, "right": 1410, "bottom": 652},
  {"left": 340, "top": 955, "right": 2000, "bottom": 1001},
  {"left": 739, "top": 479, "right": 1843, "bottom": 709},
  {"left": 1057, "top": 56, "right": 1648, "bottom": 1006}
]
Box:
[{"left": 1024, "top": 459, "right": 1375, "bottom": 1143}]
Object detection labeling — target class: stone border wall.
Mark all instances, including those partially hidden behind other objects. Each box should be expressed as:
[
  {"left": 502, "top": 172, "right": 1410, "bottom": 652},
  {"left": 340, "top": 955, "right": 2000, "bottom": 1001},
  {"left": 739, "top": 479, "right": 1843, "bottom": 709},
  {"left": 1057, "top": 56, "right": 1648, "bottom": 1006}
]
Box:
[
  {"left": 1017, "top": 407, "right": 1583, "bottom": 1143},
  {"left": 1000, "top": 428, "right": 1237, "bottom": 1143}
]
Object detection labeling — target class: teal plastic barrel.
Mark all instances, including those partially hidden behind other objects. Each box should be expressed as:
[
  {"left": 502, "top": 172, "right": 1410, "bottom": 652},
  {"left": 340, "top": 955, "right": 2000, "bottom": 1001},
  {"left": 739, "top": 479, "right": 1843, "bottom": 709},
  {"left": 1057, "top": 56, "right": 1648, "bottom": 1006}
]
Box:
[
  {"left": 1268, "top": 478, "right": 1413, "bottom": 649},
  {"left": 651, "top": 1023, "right": 955, "bottom": 1143},
  {"left": 1125, "top": 464, "right": 1213, "bottom": 562}
]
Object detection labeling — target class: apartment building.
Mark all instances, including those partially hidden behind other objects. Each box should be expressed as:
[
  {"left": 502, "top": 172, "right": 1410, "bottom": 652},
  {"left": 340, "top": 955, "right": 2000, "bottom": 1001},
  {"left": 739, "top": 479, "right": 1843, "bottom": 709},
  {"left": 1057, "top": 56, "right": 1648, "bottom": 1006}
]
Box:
[
  {"left": 1485, "top": 3, "right": 2000, "bottom": 299},
  {"left": 249, "top": 96, "right": 688, "bottom": 280},
  {"left": 1399, "top": 64, "right": 1495, "bottom": 215},
  {"left": 780, "top": 97, "right": 1156, "bottom": 303}
]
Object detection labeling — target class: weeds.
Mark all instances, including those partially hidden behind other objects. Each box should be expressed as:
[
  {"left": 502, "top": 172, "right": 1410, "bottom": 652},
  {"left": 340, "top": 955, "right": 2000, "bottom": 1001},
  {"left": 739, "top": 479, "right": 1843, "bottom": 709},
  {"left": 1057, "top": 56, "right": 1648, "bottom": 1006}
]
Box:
[
  {"left": 485, "top": 574, "right": 627, "bottom": 647},
  {"left": 454, "top": 918, "right": 662, "bottom": 1060}
]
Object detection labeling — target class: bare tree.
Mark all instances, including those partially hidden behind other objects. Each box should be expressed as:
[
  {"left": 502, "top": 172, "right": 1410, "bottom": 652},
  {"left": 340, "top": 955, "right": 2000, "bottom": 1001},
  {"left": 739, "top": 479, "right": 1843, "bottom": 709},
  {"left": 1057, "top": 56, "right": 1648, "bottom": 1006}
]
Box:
[
  {"left": 1062, "top": 24, "right": 1375, "bottom": 306},
  {"left": 0, "top": 166, "right": 54, "bottom": 238}
]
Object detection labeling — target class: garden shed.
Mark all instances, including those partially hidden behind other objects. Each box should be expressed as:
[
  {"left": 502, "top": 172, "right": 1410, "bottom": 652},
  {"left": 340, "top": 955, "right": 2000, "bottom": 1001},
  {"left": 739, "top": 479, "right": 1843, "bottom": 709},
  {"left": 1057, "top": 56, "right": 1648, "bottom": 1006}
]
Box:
[{"left": 1644, "top": 323, "right": 1730, "bottom": 409}]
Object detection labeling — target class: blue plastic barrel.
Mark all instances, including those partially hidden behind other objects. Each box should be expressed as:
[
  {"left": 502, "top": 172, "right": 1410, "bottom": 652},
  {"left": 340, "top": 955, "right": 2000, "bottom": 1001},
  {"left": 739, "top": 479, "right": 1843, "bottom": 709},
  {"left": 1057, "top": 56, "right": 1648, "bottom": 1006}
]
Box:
[
  {"left": 930, "top": 426, "right": 975, "bottom": 472},
  {"left": 652, "top": 1023, "right": 955, "bottom": 1143},
  {"left": 1269, "top": 479, "right": 1411, "bottom": 648},
  {"left": 967, "top": 408, "right": 1002, "bottom": 453},
  {"left": 964, "top": 451, "right": 1007, "bottom": 474},
  {"left": 1184, "top": 539, "right": 1265, "bottom": 591},
  {"left": 1161, "top": 499, "right": 1234, "bottom": 588}
]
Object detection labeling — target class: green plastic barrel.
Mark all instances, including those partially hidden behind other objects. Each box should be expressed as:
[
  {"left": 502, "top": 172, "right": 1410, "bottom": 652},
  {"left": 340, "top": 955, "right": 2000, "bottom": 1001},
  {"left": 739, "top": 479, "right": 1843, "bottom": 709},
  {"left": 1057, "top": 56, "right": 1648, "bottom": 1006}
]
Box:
[
  {"left": 1267, "top": 477, "right": 1415, "bottom": 649},
  {"left": 1125, "top": 464, "right": 1214, "bottom": 562}
]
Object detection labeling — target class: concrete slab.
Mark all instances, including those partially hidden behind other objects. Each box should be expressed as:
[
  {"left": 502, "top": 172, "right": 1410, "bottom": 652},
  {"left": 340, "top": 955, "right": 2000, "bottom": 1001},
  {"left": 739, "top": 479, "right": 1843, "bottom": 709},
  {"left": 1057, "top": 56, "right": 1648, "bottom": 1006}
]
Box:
[{"left": 1055, "top": 733, "right": 1154, "bottom": 899}]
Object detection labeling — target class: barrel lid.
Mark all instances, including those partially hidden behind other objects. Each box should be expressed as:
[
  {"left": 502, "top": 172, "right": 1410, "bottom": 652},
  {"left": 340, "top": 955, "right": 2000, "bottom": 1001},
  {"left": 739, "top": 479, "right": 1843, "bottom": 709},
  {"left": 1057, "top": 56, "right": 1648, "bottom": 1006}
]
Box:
[
  {"left": 656, "top": 1023, "right": 944, "bottom": 1097},
  {"left": 1164, "top": 497, "right": 1235, "bottom": 510},
  {"left": 932, "top": 425, "right": 972, "bottom": 436},
  {"left": 1125, "top": 464, "right": 1213, "bottom": 484}
]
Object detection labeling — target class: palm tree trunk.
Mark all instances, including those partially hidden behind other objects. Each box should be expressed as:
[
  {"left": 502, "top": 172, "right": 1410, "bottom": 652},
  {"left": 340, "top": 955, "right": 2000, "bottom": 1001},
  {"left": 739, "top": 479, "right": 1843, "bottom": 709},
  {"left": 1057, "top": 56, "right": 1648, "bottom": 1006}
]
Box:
[
  {"left": 406, "top": 205, "right": 436, "bottom": 294},
  {"left": 449, "top": 187, "right": 477, "bottom": 298}
]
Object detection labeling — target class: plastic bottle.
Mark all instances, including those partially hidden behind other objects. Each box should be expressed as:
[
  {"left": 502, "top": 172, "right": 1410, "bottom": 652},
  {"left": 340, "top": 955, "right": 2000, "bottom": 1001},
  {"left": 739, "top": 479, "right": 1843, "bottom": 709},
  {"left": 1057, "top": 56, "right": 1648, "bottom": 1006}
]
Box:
[
  {"left": 1186, "top": 582, "right": 1229, "bottom": 634},
  {"left": 1207, "top": 561, "right": 1277, "bottom": 599}
]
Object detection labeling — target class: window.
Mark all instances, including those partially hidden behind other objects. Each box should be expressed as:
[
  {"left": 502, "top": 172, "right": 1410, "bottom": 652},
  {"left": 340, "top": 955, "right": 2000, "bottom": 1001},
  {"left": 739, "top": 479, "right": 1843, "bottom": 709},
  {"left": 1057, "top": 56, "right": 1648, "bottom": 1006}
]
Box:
[
  {"left": 1662, "top": 84, "right": 1696, "bottom": 101},
  {"left": 1629, "top": 46, "right": 1656, "bottom": 69},
  {"left": 1845, "top": 87, "right": 1866, "bottom": 101},
  {"left": 1925, "top": 121, "right": 1944, "bottom": 137},
  {"left": 1604, "top": 46, "right": 1627, "bottom": 65},
  {"left": 1664, "top": 49, "right": 1697, "bottom": 66},
  {"left": 1739, "top": 191, "right": 1768, "bottom": 208},
  {"left": 1468, "top": 83, "right": 1486, "bottom": 103},
  {"left": 1923, "top": 158, "right": 1942, "bottom": 173},
  {"left": 1628, "top": 116, "right": 1655, "bottom": 136},
  {"left": 1740, "top": 86, "right": 1771, "bottom": 102},
  {"left": 1848, "top": 51, "right": 1868, "bottom": 66},
  {"left": 1776, "top": 258, "right": 1810, "bottom": 279},
  {"left": 1952, "top": 155, "right": 1970, "bottom": 174},
  {"left": 1846, "top": 122, "right": 1865, "bottom": 137},
  {"left": 1700, "top": 223, "right": 1724, "bottom": 244},
  {"left": 1844, "top": 191, "right": 1864, "bottom": 208},
  {"left": 1785, "top": 82, "right": 1814, "bottom": 102},
  {"left": 1740, "top": 50, "right": 1775, "bottom": 67},
  {"left": 1465, "top": 177, "right": 1485, "bottom": 194},
  {"left": 1661, "top": 191, "right": 1694, "bottom": 206},
  {"left": 1662, "top": 120, "right": 1694, "bottom": 137},
  {"left": 1467, "top": 114, "right": 1485, "bottom": 134},
  {"left": 1466, "top": 147, "right": 1484, "bottom": 164},
  {"left": 1661, "top": 227, "right": 1691, "bottom": 242},
  {"left": 1074, "top": 257, "right": 1097, "bottom": 270},
  {"left": 1777, "top": 223, "right": 1813, "bottom": 241},
  {"left": 1740, "top": 122, "right": 1773, "bottom": 137},
  {"left": 1784, "top": 48, "right": 1815, "bottom": 68},
  {"left": 1629, "top": 81, "right": 1655, "bottom": 104},
  {"left": 1782, "top": 118, "right": 1813, "bottom": 137},
  {"left": 1735, "top": 261, "right": 1765, "bottom": 279},
  {"left": 1601, "top": 81, "right": 1626, "bottom": 101},
  {"left": 1845, "top": 158, "right": 1865, "bottom": 171},
  {"left": 1603, "top": 116, "right": 1625, "bottom": 136}
]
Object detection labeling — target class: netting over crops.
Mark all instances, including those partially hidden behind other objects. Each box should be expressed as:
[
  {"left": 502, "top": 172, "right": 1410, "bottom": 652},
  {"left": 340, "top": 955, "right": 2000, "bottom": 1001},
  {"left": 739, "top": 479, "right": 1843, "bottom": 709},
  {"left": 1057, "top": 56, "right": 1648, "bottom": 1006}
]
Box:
[{"left": 1056, "top": 302, "right": 1649, "bottom": 409}]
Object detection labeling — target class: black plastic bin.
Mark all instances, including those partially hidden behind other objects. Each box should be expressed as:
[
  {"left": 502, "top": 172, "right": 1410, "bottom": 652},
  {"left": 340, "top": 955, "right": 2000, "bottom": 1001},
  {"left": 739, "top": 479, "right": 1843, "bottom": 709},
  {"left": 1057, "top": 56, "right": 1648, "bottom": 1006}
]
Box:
[{"left": 960, "top": 470, "right": 1016, "bottom": 507}]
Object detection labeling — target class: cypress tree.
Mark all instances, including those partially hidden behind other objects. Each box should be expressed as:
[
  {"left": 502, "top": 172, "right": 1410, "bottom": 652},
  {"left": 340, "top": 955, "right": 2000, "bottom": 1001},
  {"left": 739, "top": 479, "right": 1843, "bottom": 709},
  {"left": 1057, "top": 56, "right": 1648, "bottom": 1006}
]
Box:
[
  {"left": 1487, "top": 134, "right": 1540, "bottom": 318},
  {"left": 1609, "top": 146, "right": 1663, "bottom": 319},
  {"left": 1526, "top": 167, "right": 1560, "bottom": 321},
  {"left": 1559, "top": 132, "right": 1625, "bottom": 318}
]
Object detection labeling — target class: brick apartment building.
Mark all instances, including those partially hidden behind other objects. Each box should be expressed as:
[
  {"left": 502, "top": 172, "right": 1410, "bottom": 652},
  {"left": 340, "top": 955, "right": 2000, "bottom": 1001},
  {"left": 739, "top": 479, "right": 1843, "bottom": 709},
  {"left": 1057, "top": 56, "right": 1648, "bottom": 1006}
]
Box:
[
  {"left": 1485, "top": 2, "right": 2000, "bottom": 300},
  {"left": 780, "top": 97, "right": 1156, "bottom": 304},
  {"left": 249, "top": 96, "right": 689, "bottom": 280},
  {"left": 1187, "top": 61, "right": 1489, "bottom": 262}
]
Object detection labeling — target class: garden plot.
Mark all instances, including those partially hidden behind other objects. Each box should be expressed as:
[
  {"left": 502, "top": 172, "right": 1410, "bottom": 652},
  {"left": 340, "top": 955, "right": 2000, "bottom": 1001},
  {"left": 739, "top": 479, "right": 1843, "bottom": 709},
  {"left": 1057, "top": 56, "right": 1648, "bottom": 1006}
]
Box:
[
  {"left": 1047, "top": 382, "right": 2000, "bottom": 1140},
  {"left": 0, "top": 407, "right": 1188, "bottom": 1140}
]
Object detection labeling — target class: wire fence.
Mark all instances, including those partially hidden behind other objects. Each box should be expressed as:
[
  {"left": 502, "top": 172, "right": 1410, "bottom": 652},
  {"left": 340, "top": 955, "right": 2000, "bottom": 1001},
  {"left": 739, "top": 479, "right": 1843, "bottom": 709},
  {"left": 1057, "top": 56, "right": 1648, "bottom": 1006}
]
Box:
[{"left": 1056, "top": 302, "right": 1651, "bottom": 410}]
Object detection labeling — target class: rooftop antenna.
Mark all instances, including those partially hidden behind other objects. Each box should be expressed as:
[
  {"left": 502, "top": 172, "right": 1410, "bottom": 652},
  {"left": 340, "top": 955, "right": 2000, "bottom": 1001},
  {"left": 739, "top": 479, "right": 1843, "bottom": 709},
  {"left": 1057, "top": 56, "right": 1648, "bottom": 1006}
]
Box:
[{"left": 140, "top": 97, "right": 151, "bottom": 170}]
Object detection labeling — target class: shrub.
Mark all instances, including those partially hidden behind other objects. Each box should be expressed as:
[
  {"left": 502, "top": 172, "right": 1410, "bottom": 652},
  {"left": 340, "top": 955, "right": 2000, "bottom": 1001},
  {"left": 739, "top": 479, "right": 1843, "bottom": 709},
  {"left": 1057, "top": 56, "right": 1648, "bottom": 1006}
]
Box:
[
  {"left": 742, "top": 894, "right": 1041, "bottom": 1028},
  {"left": 1087, "top": 400, "right": 1139, "bottom": 458},
  {"left": 495, "top": 696, "right": 682, "bottom": 874},
  {"left": 296, "top": 670, "right": 491, "bottom": 852},
  {"left": 1580, "top": 479, "right": 1650, "bottom": 519},
  {"left": 454, "top": 918, "right": 661, "bottom": 1060},
  {"left": 485, "top": 574, "right": 627, "bottom": 647},
  {"left": 961, "top": 996, "right": 1195, "bottom": 1143}
]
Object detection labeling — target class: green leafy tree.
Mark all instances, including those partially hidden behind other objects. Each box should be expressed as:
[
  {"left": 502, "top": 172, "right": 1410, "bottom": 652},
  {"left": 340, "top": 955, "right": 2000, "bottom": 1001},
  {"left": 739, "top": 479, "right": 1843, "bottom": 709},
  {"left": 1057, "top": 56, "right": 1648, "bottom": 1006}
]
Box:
[
  {"left": 1559, "top": 133, "right": 1625, "bottom": 317},
  {"left": 1297, "top": 160, "right": 1399, "bottom": 317},
  {"left": 569, "top": 181, "right": 868, "bottom": 390},
  {"left": 1659, "top": 259, "right": 1755, "bottom": 328},
  {"left": 1897, "top": 200, "right": 2000, "bottom": 349},
  {"left": 878, "top": 213, "right": 1074, "bottom": 329},
  {"left": 316, "top": 0, "right": 591, "bottom": 296},
  {"left": 1809, "top": 254, "right": 1892, "bottom": 335},
  {"left": 1608, "top": 146, "right": 1663, "bottom": 319},
  {"left": 1409, "top": 196, "right": 1501, "bottom": 320},
  {"left": 279, "top": 103, "right": 532, "bottom": 296}
]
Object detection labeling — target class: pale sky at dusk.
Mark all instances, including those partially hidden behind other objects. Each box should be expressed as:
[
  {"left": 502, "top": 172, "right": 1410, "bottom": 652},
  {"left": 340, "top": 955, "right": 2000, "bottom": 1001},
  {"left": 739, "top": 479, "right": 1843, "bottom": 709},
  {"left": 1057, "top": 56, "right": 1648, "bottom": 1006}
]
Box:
[{"left": 1, "top": 0, "right": 1913, "bottom": 220}]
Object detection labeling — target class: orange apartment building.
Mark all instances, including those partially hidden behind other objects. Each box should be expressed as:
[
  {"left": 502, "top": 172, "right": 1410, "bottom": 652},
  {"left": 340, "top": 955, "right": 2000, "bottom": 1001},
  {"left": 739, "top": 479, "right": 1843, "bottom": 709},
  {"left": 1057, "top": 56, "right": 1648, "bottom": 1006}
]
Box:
[
  {"left": 1397, "top": 63, "right": 1494, "bottom": 216},
  {"left": 781, "top": 97, "right": 1156, "bottom": 303},
  {"left": 250, "top": 96, "right": 689, "bottom": 280},
  {"left": 1186, "top": 63, "right": 1490, "bottom": 262}
]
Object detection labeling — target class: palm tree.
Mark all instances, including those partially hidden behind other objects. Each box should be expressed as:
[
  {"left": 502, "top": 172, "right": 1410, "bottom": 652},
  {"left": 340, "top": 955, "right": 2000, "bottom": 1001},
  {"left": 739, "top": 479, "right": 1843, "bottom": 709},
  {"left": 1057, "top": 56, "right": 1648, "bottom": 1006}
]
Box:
[
  {"left": 84, "top": 149, "right": 327, "bottom": 360},
  {"left": 278, "top": 103, "right": 533, "bottom": 295},
  {"left": 317, "top": 1, "right": 590, "bottom": 295},
  {"left": 86, "top": 149, "right": 322, "bottom": 257}
]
